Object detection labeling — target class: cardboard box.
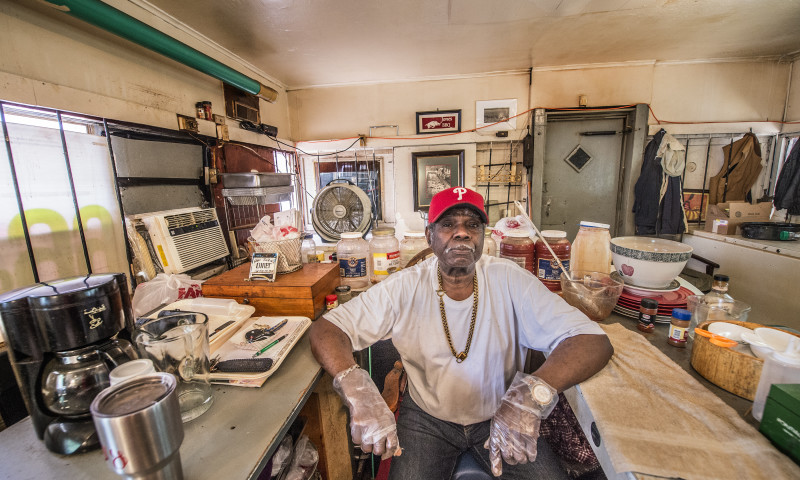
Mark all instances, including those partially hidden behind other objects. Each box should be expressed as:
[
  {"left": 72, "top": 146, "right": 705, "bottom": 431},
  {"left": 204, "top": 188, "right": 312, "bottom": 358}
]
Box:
[
  {"left": 759, "top": 384, "right": 800, "bottom": 464},
  {"left": 202, "top": 262, "right": 340, "bottom": 320},
  {"left": 703, "top": 201, "right": 772, "bottom": 235}
]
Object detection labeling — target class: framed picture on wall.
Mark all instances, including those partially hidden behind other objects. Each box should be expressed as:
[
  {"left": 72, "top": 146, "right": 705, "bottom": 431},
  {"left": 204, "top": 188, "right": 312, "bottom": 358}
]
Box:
[
  {"left": 683, "top": 189, "right": 709, "bottom": 223},
  {"left": 476, "top": 99, "right": 517, "bottom": 131},
  {"left": 411, "top": 150, "right": 465, "bottom": 211},
  {"left": 416, "top": 110, "right": 462, "bottom": 135}
]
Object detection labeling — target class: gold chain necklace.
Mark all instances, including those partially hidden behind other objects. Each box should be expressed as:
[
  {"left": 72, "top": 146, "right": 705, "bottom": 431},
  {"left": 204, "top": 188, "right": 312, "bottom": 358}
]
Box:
[{"left": 436, "top": 268, "right": 478, "bottom": 363}]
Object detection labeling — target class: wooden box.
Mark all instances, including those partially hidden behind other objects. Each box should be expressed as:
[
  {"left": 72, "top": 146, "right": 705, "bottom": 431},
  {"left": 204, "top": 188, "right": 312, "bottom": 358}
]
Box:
[{"left": 202, "top": 263, "right": 340, "bottom": 320}]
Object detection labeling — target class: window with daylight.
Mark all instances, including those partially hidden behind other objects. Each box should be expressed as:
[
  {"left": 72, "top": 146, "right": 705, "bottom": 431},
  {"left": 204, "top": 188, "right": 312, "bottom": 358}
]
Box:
[
  {"left": 308, "top": 150, "right": 385, "bottom": 223},
  {"left": 0, "top": 102, "right": 128, "bottom": 291}
]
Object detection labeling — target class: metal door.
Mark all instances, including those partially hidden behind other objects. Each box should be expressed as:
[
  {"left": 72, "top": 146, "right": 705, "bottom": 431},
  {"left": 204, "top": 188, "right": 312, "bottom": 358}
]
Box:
[{"left": 541, "top": 117, "right": 625, "bottom": 239}]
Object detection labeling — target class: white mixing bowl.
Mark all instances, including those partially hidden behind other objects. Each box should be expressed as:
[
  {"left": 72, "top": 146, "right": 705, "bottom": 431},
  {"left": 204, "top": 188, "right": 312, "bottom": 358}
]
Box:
[{"left": 610, "top": 236, "right": 693, "bottom": 288}]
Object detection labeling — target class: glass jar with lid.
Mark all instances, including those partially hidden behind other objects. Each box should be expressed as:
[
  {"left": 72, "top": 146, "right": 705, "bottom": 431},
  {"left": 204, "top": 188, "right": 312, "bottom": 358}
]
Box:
[
  {"left": 337, "top": 232, "right": 370, "bottom": 289},
  {"left": 535, "top": 230, "right": 570, "bottom": 292},
  {"left": 399, "top": 231, "right": 428, "bottom": 268},
  {"left": 370, "top": 227, "right": 400, "bottom": 283},
  {"left": 301, "top": 233, "right": 317, "bottom": 264},
  {"left": 570, "top": 221, "right": 611, "bottom": 274},
  {"left": 499, "top": 230, "right": 535, "bottom": 272},
  {"left": 482, "top": 227, "right": 497, "bottom": 257}
]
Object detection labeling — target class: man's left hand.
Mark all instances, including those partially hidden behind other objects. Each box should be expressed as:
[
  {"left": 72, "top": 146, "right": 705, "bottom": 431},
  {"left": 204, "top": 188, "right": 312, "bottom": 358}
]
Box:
[{"left": 484, "top": 372, "right": 557, "bottom": 477}]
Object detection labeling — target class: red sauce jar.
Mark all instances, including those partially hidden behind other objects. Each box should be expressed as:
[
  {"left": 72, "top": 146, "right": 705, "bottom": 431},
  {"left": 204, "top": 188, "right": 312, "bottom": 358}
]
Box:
[
  {"left": 500, "top": 230, "right": 535, "bottom": 273},
  {"left": 534, "top": 230, "right": 571, "bottom": 292}
]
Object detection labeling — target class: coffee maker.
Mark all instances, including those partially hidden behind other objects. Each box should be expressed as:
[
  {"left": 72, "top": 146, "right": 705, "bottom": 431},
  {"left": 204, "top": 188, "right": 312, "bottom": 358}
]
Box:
[{"left": 0, "top": 273, "right": 137, "bottom": 455}]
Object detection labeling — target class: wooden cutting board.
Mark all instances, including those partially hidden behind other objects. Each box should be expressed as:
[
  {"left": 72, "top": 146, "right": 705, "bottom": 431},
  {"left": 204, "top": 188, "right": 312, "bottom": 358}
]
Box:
[{"left": 202, "top": 262, "right": 340, "bottom": 320}]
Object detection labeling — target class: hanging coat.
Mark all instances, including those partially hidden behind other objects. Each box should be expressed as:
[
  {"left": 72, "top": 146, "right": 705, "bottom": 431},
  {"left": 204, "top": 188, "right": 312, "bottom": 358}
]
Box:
[
  {"left": 633, "top": 129, "right": 665, "bottom": 235},
  {"left": 708, "top": 133, "right": 763, "bottom": 205},
  {"left": 774, "top": 139, "right": 800, "bottom": 215}
]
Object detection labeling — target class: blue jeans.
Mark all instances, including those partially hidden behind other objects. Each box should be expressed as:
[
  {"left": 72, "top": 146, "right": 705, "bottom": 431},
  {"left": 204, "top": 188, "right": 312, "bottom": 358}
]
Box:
[{"left": 388, "top": 396, "right": 569, "bottom": 480}]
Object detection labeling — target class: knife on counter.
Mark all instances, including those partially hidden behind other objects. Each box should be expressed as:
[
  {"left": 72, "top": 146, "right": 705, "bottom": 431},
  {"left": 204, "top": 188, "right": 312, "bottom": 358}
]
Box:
[{"left": 209, "top": 320, "right": 236, "bottom": 338}]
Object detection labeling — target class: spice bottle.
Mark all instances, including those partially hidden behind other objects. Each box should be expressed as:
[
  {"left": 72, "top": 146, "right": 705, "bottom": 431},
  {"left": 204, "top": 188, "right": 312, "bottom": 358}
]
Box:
[
  {"left": 335, "top": 285, "right": 352, "bottom": 304},
  {"left": 570, "top": 221, "right": 611, "bottom": 274},
  {"left": 325, "top": 294, "right": 338, "bottom": 310},
  {"left": 499, "top": 230, "right": 535, "bottom": 272},
  {"left": 668, "top": 308, "right": 692, "bottom": 347},
  {"left": 337, "top": 232, "right": 370, "bottom": 289},
  {"left": 535, "top": 230, "right": 571, "bottom": 293},
  {"left": 369, "top": 227, "right": 400, "bottom": 283},
  {"left": 637, "top": 298, "right": 658, "bottom": 333},
  {"left": 399, "top": 231, "right": 427, "bottom": 268},
  {"left": 195, "top": 102, "right": 206, "bottom": 120},
  {"left": 202, "top": 101, "right": 213, "bottom": 120},
  {"left": 482, "top": 227, "right": 497, "bottom": 257}
]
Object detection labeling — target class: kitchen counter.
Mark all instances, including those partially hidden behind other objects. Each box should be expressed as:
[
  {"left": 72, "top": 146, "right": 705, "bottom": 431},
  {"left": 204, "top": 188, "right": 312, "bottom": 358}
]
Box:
[
  {"left": 0, "top": 332, "right": 326, "bottom": 480},
  {"left": 689, "top": 229, "right": 800, "bottom": 259},
  {"left": 567, "top": 313, "right": 800, "bottom": 479}
]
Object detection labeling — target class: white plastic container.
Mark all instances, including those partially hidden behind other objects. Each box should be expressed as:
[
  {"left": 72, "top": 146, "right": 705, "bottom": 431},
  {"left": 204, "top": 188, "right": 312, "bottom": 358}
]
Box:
[
  {"left": 370, "top": 227, "right": 400, "bottom": 283},
  {"left": 570, "top": 221, "right": 611, "bottom": 274},
  {"left": 399, "top": 231, "right": 428, "bottom": 268},
  {"left": 337, "top": 232, "right": 370, "bottom": 289},
  {"left": 301, "top": 233, "right": 317, "bottom": 263},
  {"left": 752, "top": 337, "right": 800, "bottom": 421}
]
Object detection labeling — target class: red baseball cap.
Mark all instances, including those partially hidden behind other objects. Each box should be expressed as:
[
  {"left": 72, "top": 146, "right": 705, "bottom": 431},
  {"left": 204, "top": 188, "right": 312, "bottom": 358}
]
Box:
[{"left": 428, "top": 187, "right": 488, "bottom": 224}]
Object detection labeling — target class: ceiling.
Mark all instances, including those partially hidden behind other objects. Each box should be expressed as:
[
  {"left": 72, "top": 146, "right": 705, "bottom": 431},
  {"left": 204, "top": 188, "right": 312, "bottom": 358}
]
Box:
[{"left": 138, "top": 0, "right": 800, "bottom": 90}]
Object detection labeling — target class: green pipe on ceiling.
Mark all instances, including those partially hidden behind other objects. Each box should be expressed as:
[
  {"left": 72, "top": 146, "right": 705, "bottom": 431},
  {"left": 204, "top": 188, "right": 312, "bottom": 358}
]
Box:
[{"left": 42, "top": 0, "right": 278, "bottom": 102}]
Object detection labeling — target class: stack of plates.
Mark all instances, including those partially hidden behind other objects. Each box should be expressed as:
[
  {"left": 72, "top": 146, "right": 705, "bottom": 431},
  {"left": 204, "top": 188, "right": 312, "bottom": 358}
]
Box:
[{"left": 611, "top": 272, "right": 697, "bottom": 323}]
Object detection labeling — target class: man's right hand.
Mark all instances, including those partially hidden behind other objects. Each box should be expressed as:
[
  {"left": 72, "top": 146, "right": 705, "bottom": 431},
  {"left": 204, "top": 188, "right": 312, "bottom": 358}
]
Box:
[{"left": 333, "top": 366, "right": 401, "bottom": 460}]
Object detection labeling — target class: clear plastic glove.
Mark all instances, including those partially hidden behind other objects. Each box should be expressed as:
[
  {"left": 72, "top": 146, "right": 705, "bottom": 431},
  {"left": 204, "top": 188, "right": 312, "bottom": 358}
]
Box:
[
  {"left": 484, "top": 373, "right": 557, "bottom": 477},
  {"left": 333, "top": 366, "right": 401, "bottom": 460}
]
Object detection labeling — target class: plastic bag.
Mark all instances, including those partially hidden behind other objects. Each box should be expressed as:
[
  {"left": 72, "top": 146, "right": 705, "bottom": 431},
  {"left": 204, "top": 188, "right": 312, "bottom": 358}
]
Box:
[
  {"left": 492, "top": 216, "right": 534, "bottom": 245},
  {"left": 285, "top": 435, "right": 319, "bottom": 480},
  {"left": 131, "top": 273, "right": 204, "bottom": 318},
  {"left": 251, "top": 215, "right": 299, "bottom": 243},
  {"left": 270, "top": 434, "right": 294, "bottom": 478}
]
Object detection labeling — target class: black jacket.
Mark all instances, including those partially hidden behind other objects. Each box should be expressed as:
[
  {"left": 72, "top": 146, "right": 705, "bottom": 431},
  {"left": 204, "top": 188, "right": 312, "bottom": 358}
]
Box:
[{"left": 774, "top": 139, "right": 800, "bottom": 215}]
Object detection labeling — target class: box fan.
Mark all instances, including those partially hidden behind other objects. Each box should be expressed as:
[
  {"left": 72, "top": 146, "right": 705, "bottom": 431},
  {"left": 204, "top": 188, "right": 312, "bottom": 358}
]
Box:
[
  {"left": 311, "top": 180, "right": 373, "bottom": 242},
  {"left": 138, "top": 207, "right": 229, "bottom": 274}
]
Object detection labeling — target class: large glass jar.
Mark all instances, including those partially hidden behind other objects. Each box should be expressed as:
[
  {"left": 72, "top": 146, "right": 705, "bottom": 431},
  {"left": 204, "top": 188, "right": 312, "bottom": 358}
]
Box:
[
  {"left": 399, "top": 231, "right": 428, "bottom": 268},
  {"left": 301, "top": 233, "right": 317, "bottom": 264},
  {"left": 499, "top": 230, "right": 535, "bottom": 272},
  {"left": 370, "top": 227, "right": 400, "bottom": 283},
  {"left": 482, "top": 227, "right": 497, "bottom": 257},
  {"left": 337, "top": 232, "right": 370, "bottom": 289},
  {"left": 570, "top": 221, "right": 611, "bottom": 274},
  {"left": 535, "top": 230, "right": 571, "bottom": 292}
]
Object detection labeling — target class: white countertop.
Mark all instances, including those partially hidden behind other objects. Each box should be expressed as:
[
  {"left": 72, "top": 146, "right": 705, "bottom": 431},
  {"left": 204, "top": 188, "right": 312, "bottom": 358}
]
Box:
[{"left": 689, "top": 229, "right": 800, "bottom": 259}]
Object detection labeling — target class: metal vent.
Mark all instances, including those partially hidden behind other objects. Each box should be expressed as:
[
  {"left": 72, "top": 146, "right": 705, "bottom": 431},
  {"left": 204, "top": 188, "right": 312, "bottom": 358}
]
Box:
[{"left": 565, "top": 146, "right": 593, "bottom": 172}]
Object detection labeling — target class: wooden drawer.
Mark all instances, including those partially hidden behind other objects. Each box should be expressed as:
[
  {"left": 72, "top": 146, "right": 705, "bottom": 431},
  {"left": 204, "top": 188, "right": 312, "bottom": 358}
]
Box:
[{"left": 202, "top": 263, "right": 340, "bottom": 319}]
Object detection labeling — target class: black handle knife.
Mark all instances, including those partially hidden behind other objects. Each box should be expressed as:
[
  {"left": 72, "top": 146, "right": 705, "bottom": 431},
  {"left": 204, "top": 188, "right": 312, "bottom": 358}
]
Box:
[{"left": 209, "top": 320, "right": 235, "bottom": 338}]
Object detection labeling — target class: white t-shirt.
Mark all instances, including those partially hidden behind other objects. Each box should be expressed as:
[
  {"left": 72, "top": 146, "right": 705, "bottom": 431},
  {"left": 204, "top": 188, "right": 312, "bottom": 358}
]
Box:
[{"left": 324, "top": 255, "right": 606, "bottom": 425}]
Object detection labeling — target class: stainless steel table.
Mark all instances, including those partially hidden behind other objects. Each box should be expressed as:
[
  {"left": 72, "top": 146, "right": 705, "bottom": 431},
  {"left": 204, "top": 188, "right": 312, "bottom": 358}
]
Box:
[{"left": 0, "top": 332, "right": 322, "bottom": 480}]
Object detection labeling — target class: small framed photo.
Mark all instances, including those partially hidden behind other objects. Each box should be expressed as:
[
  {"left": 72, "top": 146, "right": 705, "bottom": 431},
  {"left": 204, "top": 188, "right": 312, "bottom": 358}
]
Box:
[
  {"left": 476, "top": 99, "right": 517, "bottom": 131},
  {"left": 249, "top": 252, "right": 279, "bottom": 281},
  {"left": 416, "top": 110, "right": 462, "bottom": 135},
  {"left": 683, "top": 189, "right": 709, "bottom": 223},
  {"left": 411, "top": 150, "right": 465, "bottom": 211}
]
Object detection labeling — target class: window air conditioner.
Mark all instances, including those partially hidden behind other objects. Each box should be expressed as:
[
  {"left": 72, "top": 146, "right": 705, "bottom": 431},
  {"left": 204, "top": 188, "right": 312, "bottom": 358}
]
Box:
[{"left": 138, "top": 207, "right": 229, "bottom": 274}]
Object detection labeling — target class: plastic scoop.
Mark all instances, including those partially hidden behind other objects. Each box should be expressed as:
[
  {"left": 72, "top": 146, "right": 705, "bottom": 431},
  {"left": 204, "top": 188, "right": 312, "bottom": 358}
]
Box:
[{"left": 694, "top": 328, "right": 738, "bottom": 348}]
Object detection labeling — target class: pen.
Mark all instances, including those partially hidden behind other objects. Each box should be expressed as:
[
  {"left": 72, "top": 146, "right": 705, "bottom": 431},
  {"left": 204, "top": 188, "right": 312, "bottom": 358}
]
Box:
[{"left": 252, "top": 335, "right": 287, "bottom": 358}]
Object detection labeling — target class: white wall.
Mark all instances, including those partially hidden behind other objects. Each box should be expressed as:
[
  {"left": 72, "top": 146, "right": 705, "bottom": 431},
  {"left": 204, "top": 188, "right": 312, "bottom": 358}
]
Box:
[
  {"left": 0, "top": 1, "right": 291, "bottom": 144},
  {"left": 783, "top": 59, "right": 800, "bottom": 135}
]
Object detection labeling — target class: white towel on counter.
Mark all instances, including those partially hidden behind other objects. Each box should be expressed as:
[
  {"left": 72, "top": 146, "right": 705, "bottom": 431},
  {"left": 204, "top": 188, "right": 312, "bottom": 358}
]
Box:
[{"left": 577, "top": 323, "right": 800, "bottom": 480}]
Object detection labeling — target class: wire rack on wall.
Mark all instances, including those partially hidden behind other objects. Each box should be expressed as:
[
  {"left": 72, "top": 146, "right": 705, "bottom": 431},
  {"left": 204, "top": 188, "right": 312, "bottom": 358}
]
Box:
[{"left": 475, "top": 142, "right": 527, "bottom": 223}]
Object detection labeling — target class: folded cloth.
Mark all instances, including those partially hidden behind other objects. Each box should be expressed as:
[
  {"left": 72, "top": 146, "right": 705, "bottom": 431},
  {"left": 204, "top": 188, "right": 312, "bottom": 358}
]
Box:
[{"left": 578, "top": 323, "right": 800, "bottom": 479}]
